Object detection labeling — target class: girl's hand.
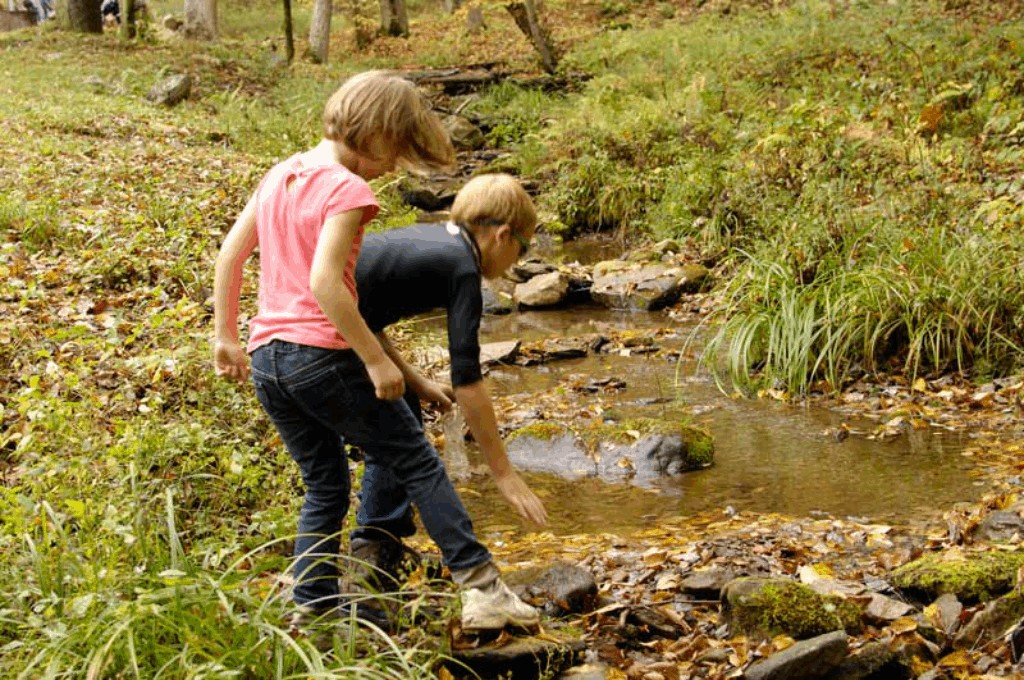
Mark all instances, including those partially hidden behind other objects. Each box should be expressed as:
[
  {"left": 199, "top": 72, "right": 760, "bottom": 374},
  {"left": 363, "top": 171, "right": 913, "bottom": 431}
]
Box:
[
  {"left": 367, "top": 357, "right": 405, "bottom": 401},
  {"left": 414, "top": 380, "right": 454, "bottom": 412},
  {"left": 214, "top": 340, "right": 250, "bottom": 383}
]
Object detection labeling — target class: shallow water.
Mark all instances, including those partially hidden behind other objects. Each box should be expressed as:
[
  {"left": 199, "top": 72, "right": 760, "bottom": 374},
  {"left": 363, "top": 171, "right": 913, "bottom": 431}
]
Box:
[{"left": 410, "top": 255, "right": 983, "bottom": 538}]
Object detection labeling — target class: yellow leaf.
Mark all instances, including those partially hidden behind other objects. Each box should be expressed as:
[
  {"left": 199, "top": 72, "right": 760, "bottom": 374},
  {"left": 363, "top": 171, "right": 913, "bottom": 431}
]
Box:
[
  {"left": 912, "top": 378, "right": 928, "bottom": 393},
  {"left": 937, "top": 649, "right": 973, "bottom": 668},
  {"left": 889, "top": 617, "right": 918, "bottom": 635},
  {"left": 66, "top": 499, "right": 86, "bottom": 520}
]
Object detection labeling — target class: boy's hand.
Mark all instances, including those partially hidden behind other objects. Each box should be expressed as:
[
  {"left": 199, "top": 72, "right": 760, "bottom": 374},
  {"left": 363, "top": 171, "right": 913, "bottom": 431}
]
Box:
[
  {"left": 214, "top": 339, "right": 250, "bottom": 383},
  {"left": 495, "top": 470, "right": 548, "bottom": 526},
  {"left": 415, "top": 380, "right": 454, "bottom": 411},
  {"left": 367, "top": 358, "right": 405, "bottom": 401}
]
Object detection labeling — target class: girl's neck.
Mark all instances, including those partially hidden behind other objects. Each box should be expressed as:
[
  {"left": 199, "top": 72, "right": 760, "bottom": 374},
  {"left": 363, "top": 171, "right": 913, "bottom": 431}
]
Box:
[{"left": 306, "top": 139, "right": 346, "bottom": 167}]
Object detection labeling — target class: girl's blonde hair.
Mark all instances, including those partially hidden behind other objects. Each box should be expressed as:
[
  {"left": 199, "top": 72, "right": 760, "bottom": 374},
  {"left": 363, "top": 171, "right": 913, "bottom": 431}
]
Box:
[
  {"left": 323, "top": 70, "right": 455, "bottom": 173},
  {"left": 452, "top": 174, "right": 537, "bottom": 236}
]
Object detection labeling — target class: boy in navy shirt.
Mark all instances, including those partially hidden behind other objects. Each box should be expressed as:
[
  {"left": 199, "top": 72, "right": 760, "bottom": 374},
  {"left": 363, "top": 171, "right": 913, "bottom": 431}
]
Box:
[{"left": 352, "top": 174, "right": 547, "bottom": 626}]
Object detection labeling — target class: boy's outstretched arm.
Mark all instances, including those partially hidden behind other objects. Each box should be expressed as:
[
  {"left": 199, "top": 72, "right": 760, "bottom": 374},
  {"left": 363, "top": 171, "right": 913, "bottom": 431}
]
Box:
[
  {"left": 213, "top": 192, "right": 259, "bottom": 383},
  {"left": 455, "top": 381, "right": 548, "bottom": 526}
]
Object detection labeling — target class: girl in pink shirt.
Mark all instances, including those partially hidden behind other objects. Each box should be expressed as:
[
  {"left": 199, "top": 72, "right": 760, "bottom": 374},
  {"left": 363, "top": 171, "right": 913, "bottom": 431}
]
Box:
[{"left": 212, "top": 71, "right": 540, "bottom": 635}]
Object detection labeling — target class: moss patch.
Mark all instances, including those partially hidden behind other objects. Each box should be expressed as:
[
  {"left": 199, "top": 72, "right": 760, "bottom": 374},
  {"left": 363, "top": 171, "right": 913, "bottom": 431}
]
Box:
[
  {"left": 680, "top": 428, "right": 715, "bottom": 469},
  {"left": 891, "top": 549, "right": 1024, "bottom": 604},
  {"left": 730, "top": 581, "right": 863, "bottom": 640},
  {"left": 507, "top": 421, "right": 574, "bottom": 443}
]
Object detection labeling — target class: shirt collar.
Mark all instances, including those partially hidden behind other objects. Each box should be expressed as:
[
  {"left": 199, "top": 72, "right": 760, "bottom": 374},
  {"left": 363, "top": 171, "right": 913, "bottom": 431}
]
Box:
[{"left": 446, "top": 221, "right": 482, "bottom": 271}]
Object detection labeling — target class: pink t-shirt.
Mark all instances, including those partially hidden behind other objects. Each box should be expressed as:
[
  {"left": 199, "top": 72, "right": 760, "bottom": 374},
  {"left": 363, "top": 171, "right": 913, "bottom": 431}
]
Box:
[{"left": 247, "top": 153, "right": 379, "bottom": 353}]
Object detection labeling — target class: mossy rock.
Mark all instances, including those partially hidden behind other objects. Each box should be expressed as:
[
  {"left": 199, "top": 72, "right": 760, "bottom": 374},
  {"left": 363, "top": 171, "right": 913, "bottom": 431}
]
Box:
[
  {"left": 724, "top": 578, "right": 863, "bottom": 640},
  {"left": 891, "top": 548, "right": 1024, "bottom": 604},
  {"left": 583, "top": 418, "right": 714, "bottom": 471}
]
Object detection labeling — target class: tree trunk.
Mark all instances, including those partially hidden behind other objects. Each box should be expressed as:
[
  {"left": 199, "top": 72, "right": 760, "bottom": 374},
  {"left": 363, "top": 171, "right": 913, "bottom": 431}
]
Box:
[
  {"left": 282, "top": 0, "right": 294, "bottom": 62},
  {"left": 505, "top": 0, "right": 559, "bottom": 74},
  {"left": 306, "top": 0, "right": 331, "bottom": 63},
  {"left": 442, "top": 0, "right": 461, "bottom": 12},
  {"left": 119, "top": 0, "right": 136, "bottom": 39},
  {"left": 60, "top": 0, "right": 102, "bottom": 33},
  {"left": 379, "top": 0, "right": 407, "bottom": 37},
  {"left": 182, "top": 0, "right": 216, "bottom": 40}
]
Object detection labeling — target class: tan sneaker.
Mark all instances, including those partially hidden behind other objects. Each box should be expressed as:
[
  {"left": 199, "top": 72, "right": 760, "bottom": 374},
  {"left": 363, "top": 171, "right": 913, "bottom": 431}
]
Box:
[{"left": 460, "top": 576, "right": 540, "bottom": 631}]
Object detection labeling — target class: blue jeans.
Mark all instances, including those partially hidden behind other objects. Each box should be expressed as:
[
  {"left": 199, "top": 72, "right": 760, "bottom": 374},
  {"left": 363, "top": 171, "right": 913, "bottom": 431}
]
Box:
[
  {"left": 250, "top": 340, "right": 490, "bottom": 610},
  {"left": 352, "top": 390, "right": 420, "bottom": 545}
]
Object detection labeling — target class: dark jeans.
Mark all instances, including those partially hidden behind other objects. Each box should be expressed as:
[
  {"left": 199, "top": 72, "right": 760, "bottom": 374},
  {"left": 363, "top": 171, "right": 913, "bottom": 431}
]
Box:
[
  {"left": 352, "top": 390, "right": 420, "bottom": 545},
  {"left": 250, "top": 340, "right": 490, "bottom": 610}
]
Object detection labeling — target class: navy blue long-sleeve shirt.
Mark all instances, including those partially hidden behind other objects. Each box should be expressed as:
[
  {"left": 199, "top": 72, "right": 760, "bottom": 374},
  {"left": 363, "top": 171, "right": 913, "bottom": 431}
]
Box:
[{"left": 356, "top": 222, "right": 484, "bottom": 387}]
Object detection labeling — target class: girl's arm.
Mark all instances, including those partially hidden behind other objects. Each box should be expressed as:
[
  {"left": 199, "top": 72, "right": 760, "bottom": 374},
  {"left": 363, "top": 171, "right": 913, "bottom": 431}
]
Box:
[
  {"left": 213, "top": 191, "right": 259, "bottom": 382},
  {"left": 311, "top": 209, "right": 405, "bottom": 401},
  {"left": 378, "top": 331, "right": 454, "bottom": 410}
]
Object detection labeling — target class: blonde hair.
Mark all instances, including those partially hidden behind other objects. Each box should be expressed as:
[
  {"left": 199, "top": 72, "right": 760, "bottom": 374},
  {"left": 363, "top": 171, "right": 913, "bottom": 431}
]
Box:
[
  {"left": 323, "top": 70, "right": 455, "bottom": 173},
  {"left": 451, "top": 174, "right": 537, "bottom": 236}
]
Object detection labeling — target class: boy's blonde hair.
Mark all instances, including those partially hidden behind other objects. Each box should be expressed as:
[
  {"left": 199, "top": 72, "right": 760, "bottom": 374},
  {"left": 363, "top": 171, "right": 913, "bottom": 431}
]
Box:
[
  {"left": 451, "top": 174, "right": 537, "bottom": 236},
  {"left": 323, "top": 70, "right": 455, "bottom": 173}
]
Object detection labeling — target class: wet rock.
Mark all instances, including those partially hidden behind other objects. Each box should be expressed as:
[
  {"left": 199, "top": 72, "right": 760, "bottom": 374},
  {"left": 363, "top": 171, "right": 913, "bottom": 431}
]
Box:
[
  {"left": 479, "top": 340, "right": 520, "bottom": 366},
  {"left": 481, "top": 285, "right": 514, "bottom": 315},
  {"left": 680, "top": 568, "right": 736, "bottom": 600},
  {"left": 597, "top": 432, "right": 714, "bottom": 483},
  {"left": 624, "top": 605, "right": 686, "bottom": 639},
  {"left": 443, "top": 114, "right": 485, "bottom": 150},
  {"left": 821, "top": 640, "right": 896, "bottom": 680},
  {"left": 591, "top": 263, "right": 686, "bottom": 311},
  {"left": 515, "top": 336, "right": 593, "bottom": 364},
  {"left": 450, "top": 630, "right": 585, "bottom": 679},
  {"left": 954, "top": 591, "right": 1024, "bottom": 649},
  {"left": 146, "top": 74, "right": 191, "bottom": 107},
  {"left": 510, "top": 260, "right": 558, "bottom": 282},
  {"left": 974, "top": 510, "right": 1024, "bottom": 543},
  {"left": 507, "top": 419, "right": 713, "bottom": 485},
  {"left": 515, "top": 271, "right": 569, "bottom": 308},
  {"left": 506, "top": 562, "right": 598, "bottom": 617},
  {"left": 742, "top": 630, "right": 848, "bottom": 680},
  {"left": 677, "top": 263, "right": 711, "bottom": 293},
  {"left": 862, "top": 593, "right": 915, "bottom": 624},
  {"left": 506, "top": 426, "right": 597, "bottom": 480},
  {"left": 399, "top": 178, "right": 457, "bottom": 211}
]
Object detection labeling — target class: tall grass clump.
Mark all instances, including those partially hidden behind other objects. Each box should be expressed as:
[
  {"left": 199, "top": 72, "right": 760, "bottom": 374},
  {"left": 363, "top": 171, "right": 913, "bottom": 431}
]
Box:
[{"left": 703, "top": 216, "right": 1024, "bottom": 395}]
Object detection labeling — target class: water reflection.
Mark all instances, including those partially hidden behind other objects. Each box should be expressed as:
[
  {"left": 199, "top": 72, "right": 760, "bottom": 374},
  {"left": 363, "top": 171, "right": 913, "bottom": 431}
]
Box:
[{"left": 415, "top": 305, "right": 981, "bottom": 536}]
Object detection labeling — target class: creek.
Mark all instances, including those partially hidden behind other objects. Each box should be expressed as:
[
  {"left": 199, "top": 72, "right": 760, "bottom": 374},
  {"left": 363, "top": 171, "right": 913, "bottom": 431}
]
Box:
[{"left": 412, "top": 238, "right": 983, "bottom": 540}]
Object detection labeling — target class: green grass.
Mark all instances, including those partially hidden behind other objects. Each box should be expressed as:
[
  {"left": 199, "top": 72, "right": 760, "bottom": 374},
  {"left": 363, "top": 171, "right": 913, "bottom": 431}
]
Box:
[{"left": 464, "top": 0, "right": 1024, "bottom": 392}]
